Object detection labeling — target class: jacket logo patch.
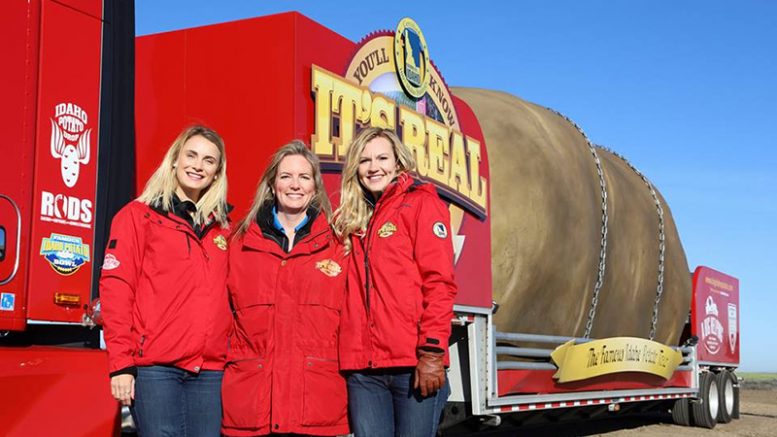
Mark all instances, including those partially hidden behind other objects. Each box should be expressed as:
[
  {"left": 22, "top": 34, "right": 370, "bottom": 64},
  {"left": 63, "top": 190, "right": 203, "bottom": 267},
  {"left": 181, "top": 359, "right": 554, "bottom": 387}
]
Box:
[
  {"left": 102, "top": 253, "right": 120, "bottom": 270},
  {"left": 213, "top": 235, "right": 228, "bottom": 251},
  {"left": 433, "top": 222, "right": 448, "bottom": 239},
  {"left": 316, "top": 259, "right": 342, "bottom": 277},
  {"left": 378, "top": 222, "right": 397, "bottom": 238}
]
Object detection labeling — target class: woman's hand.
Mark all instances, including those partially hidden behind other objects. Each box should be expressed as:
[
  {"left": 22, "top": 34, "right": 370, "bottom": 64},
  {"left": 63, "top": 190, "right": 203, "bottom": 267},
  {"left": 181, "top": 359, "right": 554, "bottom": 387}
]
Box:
[
  {"left": 111, "top": 374, "right": 135, "bottom": 406},
  {"left": 413, "top": 349, "right": 445, "bottom": 397}
]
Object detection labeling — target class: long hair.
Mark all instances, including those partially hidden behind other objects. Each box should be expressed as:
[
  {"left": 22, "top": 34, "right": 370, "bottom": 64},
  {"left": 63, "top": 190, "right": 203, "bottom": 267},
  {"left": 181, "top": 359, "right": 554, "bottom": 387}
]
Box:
[
  {"left": 237, "top": 140, "right": 332, "bottom": 235},
  {"left": 332, "top": 127, "right": 416, "bottom": 252},
  {"left": 137, "top": 125, "right": 229, "bottom": 228}
]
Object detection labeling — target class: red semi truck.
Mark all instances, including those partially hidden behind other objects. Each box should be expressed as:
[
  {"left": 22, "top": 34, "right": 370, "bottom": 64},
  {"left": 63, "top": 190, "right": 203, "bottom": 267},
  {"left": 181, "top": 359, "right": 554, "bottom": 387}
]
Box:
[{"left": 0, "top": 1, "right": 740, "bottom": 435}]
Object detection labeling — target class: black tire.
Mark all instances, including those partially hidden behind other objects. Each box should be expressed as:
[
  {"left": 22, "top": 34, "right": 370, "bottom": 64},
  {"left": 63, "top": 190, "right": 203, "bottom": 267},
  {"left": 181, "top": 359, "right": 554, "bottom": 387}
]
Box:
[
  {"left": 671, "top": 397, "right": 691, "bottom": 426},
  {"left": 691, "top": 371, "right": 718, "bottom": 428},
  {"left": 716, "top": 370, "right": 736, "bottom": 423},
  {"left": 731, "top": 372, "right": 740, "bottom": 419}
]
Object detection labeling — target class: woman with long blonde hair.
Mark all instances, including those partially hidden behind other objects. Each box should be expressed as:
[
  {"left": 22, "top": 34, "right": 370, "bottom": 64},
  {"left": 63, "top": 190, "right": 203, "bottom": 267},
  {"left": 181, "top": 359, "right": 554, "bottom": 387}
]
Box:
[
  {"left": 100, "top": 125, "right": 232, "bottom": 437},
  {"left": 222, "top": 141, "right": 349, "bottom": 436},
  {"left": 334, "top": 127, "right": 458, "bottom": 437}
]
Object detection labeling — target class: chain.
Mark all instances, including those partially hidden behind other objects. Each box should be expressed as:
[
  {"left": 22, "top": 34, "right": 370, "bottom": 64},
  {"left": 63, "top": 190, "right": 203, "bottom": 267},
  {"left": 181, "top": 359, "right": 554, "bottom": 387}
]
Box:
[
  {"left": 597, "top": 146, "right": 666, "bottom": 340},
  {"left": 545, "top": 108, "right": 609, "bottom": 339}
]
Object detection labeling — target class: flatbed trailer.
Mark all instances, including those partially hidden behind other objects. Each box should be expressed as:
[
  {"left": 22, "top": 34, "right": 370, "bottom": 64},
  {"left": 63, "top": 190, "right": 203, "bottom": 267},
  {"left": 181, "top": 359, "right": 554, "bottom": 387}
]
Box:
[{"left": 442, "top": 265, "right": 739, "bottom": 432}]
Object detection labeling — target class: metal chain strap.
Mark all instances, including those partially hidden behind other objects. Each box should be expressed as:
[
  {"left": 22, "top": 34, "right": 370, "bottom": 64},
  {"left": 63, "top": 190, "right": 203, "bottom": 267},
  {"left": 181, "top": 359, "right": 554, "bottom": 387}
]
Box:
[
  {"left": 596, "top": 146, "right": 666, "bottom": 340},
  {"left": 544, "top": 108, "right": 609, "bottom": 339}
]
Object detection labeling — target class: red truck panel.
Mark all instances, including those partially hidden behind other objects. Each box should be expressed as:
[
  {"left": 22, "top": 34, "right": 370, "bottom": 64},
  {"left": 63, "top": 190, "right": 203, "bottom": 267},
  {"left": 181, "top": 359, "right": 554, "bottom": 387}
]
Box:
[
  {"left": 497, "top": 368, "right": 694, "bottom": 396},
  {"left": 691, "top": 266, "right": 740, "bottom": 365},
  {"left": 26, "top": 0, "right": 103, "bottom": 323},
  {"left": 0, "top": 0, "right": 42, "bottom": 331},
  {"left": 135, "top": 13, "right": 354, "bottom": 222},
  {"left": 0, "top": 346, "right": 119, "bottom": 436}
]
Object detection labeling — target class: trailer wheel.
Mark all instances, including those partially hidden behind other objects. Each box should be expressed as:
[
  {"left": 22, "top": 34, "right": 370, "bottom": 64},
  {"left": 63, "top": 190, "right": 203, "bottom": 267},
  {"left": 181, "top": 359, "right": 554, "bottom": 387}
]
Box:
[
  {"left": 671, "top": 397, "right": 691, "bottom": 426},
  {"left": 716, "top": 370, "right": 737, "bottom": 423},
  {"left": 691, "top": 371, "right": 718, "bottom": 428},
  {"left": 731, "top": 372, "right": 740, "bottom": 419}
]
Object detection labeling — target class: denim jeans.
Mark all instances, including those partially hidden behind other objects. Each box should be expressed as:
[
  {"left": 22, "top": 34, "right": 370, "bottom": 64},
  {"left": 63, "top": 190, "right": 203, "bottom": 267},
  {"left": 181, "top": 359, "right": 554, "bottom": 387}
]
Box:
[
  {"left": 346, "top": 369, "right": 450, "bottom": 437},
  {"left": 131, "top": 366, "right": 223, "bottom": 437}
]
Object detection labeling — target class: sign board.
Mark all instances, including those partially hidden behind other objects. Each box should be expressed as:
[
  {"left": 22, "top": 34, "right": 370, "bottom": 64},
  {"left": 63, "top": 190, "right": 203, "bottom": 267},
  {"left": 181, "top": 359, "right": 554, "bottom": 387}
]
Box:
[{"left": 691, "top": 266, "right": 740, "bottom": 364}]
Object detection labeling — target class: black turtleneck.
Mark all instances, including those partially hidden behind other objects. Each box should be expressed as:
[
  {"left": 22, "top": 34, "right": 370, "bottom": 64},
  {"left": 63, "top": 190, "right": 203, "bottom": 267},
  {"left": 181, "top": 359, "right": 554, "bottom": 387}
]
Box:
[
  {"left": 171, "top": 194, "right": 209, "bottom": 238},
  {"left": 149, "top": 194, "right": 215, "bottom": 239}
]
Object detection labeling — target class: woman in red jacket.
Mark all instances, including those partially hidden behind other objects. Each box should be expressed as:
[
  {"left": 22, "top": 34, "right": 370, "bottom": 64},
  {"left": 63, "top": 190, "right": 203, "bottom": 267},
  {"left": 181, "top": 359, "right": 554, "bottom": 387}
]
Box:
[
  {"left": 333, "top": 127, "right": 458, "bottom": 437},
  {"left": 222, "top": 140, "right": 349, "bottom": 436},
  {"left": 100, "top": 125, "right": 232, "bottom": 437}
]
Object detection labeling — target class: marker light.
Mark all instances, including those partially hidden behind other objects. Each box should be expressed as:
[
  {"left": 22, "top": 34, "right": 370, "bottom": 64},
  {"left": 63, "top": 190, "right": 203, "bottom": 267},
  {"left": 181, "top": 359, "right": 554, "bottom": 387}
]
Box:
[{"left": 54, "top": 293, "right": 81, "bottom": 306}]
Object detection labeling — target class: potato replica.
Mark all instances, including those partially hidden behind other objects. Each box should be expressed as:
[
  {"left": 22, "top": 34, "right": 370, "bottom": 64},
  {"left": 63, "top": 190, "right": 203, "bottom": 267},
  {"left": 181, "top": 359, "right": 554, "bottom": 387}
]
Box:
[{"left": 453, "top": 88, "right": 692, "bottom": 345}]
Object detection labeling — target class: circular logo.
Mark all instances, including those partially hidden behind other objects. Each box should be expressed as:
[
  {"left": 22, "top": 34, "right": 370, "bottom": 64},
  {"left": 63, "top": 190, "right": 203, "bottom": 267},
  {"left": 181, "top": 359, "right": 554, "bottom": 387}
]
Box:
[
  {"left": 433, "top": 221, "right": 448, "bottom": 239},
  {"left": 394, "top": 18, "right": 430, "bottom": 99}
]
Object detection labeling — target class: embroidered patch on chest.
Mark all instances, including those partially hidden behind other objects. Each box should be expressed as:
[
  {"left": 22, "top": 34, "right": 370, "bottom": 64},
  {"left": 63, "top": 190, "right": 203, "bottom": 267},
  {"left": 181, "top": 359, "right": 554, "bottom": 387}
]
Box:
[
  {"left": 433, "top": 222, "right": 448, "bottom": 239},
  {"left": 378, "top": 222, "right": 397, "bottom": 238},
  {"left": 316, "top": 259, "right": 342, "bottom": 277},
  {"left": 213, "top": 235, "right": 228, "bottom": 251}
]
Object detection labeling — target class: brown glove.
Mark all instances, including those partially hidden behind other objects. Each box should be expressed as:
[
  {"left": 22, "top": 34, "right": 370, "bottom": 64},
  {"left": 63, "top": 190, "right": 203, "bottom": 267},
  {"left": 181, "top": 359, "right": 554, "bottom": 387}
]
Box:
[{"left": 413, "top": 349, "right": 445, "bottom": 397}]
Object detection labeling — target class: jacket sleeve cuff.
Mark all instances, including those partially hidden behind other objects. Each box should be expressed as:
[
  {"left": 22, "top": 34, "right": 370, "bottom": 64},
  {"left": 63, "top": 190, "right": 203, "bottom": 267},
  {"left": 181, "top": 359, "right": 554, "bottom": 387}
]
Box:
[
  {"left": 417, "top": 335, "right": 445, "bottom": 353},
  {"left": 109, "top": 366, "right": 138, "bottom": 378}
]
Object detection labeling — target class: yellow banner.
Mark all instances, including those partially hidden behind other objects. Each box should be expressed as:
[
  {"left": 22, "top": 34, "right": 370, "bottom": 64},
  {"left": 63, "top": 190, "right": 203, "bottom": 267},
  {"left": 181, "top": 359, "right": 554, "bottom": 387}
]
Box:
[{"left": 550, "top": 337, "right": 683, "bottom": 383}]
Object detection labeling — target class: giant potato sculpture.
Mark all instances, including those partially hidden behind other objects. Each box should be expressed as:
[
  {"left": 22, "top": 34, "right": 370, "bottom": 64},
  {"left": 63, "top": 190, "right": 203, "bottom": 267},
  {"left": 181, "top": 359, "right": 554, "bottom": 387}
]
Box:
[{"left": 452, "top": 88, "right": 691, "bottom": 346}]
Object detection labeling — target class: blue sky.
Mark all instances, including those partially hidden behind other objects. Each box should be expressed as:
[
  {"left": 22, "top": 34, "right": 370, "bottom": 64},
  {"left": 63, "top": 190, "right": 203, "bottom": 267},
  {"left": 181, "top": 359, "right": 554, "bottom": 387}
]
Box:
[{"left": 137, "top": 1, "right": 776, "bottom": 371}]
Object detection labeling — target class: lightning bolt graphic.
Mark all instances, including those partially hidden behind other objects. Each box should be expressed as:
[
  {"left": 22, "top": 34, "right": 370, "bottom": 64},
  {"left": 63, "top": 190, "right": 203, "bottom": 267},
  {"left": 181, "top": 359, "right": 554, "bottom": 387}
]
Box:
[{"left": 449, "top": 205, "right": 466, "bottom": 264}]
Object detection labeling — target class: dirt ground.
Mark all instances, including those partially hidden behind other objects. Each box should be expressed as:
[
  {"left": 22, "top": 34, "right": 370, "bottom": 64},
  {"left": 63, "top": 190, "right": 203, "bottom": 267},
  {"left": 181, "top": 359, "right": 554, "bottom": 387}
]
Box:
[
  {"left": 595, "top": 389, "right": 777, "bottom": 437},
  {"left": 459, "top": 388, "right": 776, "bottom": 437}
]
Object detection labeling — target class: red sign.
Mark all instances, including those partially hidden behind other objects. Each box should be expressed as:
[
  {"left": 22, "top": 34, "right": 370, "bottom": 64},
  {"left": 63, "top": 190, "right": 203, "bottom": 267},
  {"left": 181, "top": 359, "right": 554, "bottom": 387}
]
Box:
[
  {"left": 691, "top": 266, "right": 740, "bottom": 365},
  {"left": 136, "top": 13, "right": 493, "bottom": 309}
]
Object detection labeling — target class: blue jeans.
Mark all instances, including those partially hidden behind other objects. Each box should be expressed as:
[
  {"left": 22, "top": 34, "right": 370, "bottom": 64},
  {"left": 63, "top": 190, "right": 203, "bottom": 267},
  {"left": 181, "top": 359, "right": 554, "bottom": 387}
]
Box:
[
  {"left": 347, "top": 369, "right": 450, "bottom": 437},
  {"left": 131, "top": 366, "right": 223, "bottom": 437}
]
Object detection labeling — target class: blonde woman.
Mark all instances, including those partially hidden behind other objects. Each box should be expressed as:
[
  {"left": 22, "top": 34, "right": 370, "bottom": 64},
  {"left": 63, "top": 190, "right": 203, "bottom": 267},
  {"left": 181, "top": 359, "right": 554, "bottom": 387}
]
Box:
[
  {"left": 221, "top": 141, "right": 349, "bottom": 436},
  {"left": 100, "top": 125, "right": 231, "bottom": 436},
  {"left": 334, "top": 127, "right": 458, "bottom": 437}
]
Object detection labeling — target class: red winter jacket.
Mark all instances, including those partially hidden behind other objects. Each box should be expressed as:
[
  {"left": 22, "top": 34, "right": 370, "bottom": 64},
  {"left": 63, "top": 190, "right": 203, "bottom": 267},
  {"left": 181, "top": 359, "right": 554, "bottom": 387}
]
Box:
[
  {"left": 99, "top": 201, "right": 232, "bottom": 375},
  {"left": 339, "top": 173, "right": 458, "bottom": 371},
  {"left": 221, "top": 211, "right": 349, "bottom": 437}
]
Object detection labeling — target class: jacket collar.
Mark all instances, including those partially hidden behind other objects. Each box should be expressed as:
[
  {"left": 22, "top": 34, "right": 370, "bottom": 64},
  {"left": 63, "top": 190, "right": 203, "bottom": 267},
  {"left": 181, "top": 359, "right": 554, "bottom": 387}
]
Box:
[
  {"left": 243, "top": 207, "right": 330, "bottom": 256},
  {"left": 148, "top": 195, "right": 231, "bottom": 238},
  {"left": 364, "top": 172, "right": 414, "bottom": 209}
]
